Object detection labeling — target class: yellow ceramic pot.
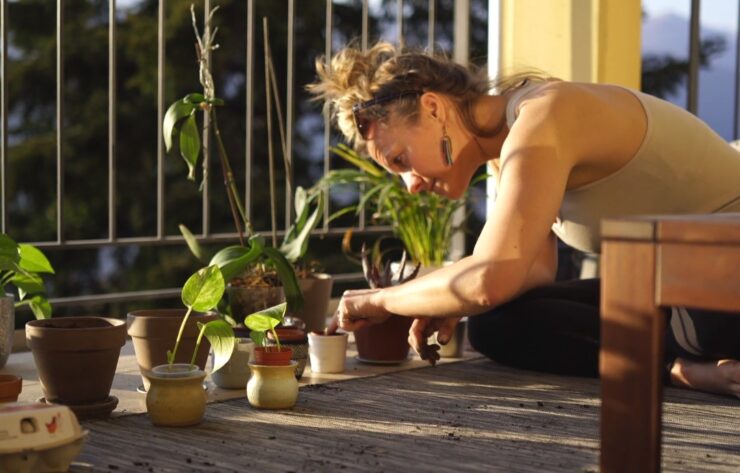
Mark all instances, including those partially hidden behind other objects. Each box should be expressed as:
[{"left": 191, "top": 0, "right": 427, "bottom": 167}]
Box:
[
  {"left": 246, "top": 361, "right": 298, "bottom": 409},
  {"left": 146, "top": 364, "right": 206, "bottom": 426}
]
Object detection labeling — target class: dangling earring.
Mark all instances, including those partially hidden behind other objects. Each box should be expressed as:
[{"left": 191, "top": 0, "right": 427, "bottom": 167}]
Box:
[{"left": 441, "top": 124, "right": 453, "bottom": 167}]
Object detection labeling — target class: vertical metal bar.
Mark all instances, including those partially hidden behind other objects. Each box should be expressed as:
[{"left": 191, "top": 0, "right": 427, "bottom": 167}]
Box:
[
  {"left": 734, "top": 1, "right": 740, "bottom": 139},
  {"left": 202, "top": 0, "right": 211, "bottom": 237},
  {"left": 687, "top": 0, "right": 700, "bottom": 115},
  {"left": 358, "top": 0, "right": 368, "bottom": 230},
  {"left": 157, "top": 0, "right": 165, "bottom": 238},
  {"left": 361, "top": 0, "right": 368, "bottom": 52},
  {"left": 322, "top": 0, "right": 332, "bottom": 232},
  {"left": 450, "top": 0, "right": 470, "bottom": 261},
  {"left": 285, "top": 0, "right": 295, "bottom": 230},
  {"left": 245, "top": 0, "right": 254, "bottom": 226},
  {"left": 397, "top": 0, "right": 404, "bottom": 49},
  {"left": 264, "top": 18, "right": 277, "bottom": 247},
  {"left": 427, "top": 0, "right": 435, "bottom": 53},
  {"left": 108, "top": 0, "right": 117, "bottom": 241},
  {"left": 0, "top": 0, "right": 7, "bottom": 233},
  {"left": 56, "top": 0, "right": 65, "bottom": 243}
]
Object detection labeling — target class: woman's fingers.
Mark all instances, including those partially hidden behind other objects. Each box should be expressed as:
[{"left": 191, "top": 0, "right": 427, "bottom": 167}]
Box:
[{"left": 435, "top": 317, "right": 462, "bottom": 345}]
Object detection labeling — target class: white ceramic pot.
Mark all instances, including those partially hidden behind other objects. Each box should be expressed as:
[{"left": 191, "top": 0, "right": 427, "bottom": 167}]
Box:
[
  {"left": 429, "top": 317, "right": 467, "bottom": 358},
  {"left": 211, "top": 338, "right": 254, "bottom": 389},
  {"left": 308, "top": 332, "right": 348, "bottom": 374},
  {"left": 246, "top": 361, "right": 299, "bottom": 409}
]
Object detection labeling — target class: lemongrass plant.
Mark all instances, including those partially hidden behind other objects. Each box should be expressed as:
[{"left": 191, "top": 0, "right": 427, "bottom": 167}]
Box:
[{"left": 312, "top": 144, "right": 469, "bottom": 267}]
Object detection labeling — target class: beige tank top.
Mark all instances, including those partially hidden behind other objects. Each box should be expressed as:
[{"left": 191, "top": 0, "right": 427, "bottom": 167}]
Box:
[{"left": 505, "top": 82, "right": 740, "bottom": 254}]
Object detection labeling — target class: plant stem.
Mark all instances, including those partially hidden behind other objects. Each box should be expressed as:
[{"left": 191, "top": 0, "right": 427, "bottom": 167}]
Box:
[
  {"left": 270, "top": 327, "right": 281, "bottom": 351},
  {"left": 190, "top": 324, "right": 207, "bottom": 367},
  {"left": 211, "top": 108, "right": 253, "bottom": 239},
  {"left": 169, "top": 306, "right": 193, "bottom": 368}
]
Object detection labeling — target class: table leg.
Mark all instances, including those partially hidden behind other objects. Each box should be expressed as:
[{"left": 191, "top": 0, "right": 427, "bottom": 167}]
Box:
[{"left": 600, "top": 240, "right": 666, "bottom": 473}]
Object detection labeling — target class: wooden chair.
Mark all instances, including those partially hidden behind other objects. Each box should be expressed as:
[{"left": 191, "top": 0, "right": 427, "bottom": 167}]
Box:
[{"left": 599, "top": 213, "right": 740, "bottom": 472}]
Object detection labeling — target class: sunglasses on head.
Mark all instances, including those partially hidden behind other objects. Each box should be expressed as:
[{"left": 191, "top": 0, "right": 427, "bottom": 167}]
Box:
[{"left": 352, "top": 90, "right": 422, "bottom": 140}]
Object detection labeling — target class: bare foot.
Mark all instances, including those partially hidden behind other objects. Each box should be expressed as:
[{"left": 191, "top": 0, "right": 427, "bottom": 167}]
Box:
[{"left": 670, "top": 357, "right": 740, "bottom": 397}]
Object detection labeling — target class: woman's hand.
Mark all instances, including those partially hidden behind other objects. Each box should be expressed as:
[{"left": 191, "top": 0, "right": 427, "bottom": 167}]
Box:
[
  {"left": 334, "top": 288, "right": 391, "bottom": 332},
  {"left": 408, "top": 316, "right": 462, "bottom": 366}
]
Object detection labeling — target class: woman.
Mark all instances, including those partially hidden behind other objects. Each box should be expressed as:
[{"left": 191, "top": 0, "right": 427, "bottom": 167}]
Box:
[{"left": 308, "top": 42, "right": 740, "bottom": 397}]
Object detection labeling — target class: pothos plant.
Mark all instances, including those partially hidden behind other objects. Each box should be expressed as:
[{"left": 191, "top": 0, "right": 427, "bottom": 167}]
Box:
[
  {"left": 166, "top": 264, "right": 235, "bottom": 373},
  {"left": 163, "top": 5, "right": 303, "bottom": 317},
  {"left": 0, "top": 233, "right": 54, "bottom": 319},
  {"left": 243, "top": 301, "right": 287, "bottom": 350},
  {"left": 313, "top": 144, "right": 468, "bottom": 267}
]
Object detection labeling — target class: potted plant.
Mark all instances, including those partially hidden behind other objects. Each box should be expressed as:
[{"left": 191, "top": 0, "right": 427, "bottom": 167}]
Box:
[
  {"left": 350, "top": 243, "right": 420, "bottom": 364},
  {"left": 164, "top": 6, "right": 302, "bottom": 330},
  {"left": 145, "top": 264, "right": 235, "bottom": 427},
  {"left": 244, "top": 302, "right": 299, "bottom": 409},
  {"left": 0, "top": 233, "right": 54, "bottom": 369},
  {"left": 0, "top": 374, "right": 22, "bottom": 403},
  {"left": 26, "top": 315, "right": 127, "bottom": 420},
  {"left": 280, "top": 187, "right": 334, "bottom": 334}
]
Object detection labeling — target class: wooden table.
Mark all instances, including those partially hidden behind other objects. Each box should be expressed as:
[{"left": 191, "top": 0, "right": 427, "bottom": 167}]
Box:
[{"left": 600, "top": 213, "right": 740, "bottom": 472}]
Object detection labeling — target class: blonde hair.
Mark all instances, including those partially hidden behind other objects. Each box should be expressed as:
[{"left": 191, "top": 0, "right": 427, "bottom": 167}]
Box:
[{"left": 307, "top": 41, "right": 553, "bottom": 149}]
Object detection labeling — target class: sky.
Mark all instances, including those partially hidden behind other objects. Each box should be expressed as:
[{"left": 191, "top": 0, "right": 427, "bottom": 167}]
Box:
[{"left": 644, "top": 0, "right": 738, "bottom": 33}]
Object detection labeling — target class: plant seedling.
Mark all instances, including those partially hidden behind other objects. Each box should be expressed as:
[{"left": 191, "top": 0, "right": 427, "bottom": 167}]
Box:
[
  {"left": 244, "top": 302, "right": 287, "bottom": 350},
  {"left": 0, "top": 233, "right": 54, "bottom": 319},
  {"left": 167, "top": 265, "right": 236, "bottom": 373}
]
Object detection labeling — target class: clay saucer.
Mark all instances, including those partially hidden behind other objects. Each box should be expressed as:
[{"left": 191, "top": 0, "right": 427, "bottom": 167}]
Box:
[{"left": 37, "top": 396, "right": 118, "bottom": 420}]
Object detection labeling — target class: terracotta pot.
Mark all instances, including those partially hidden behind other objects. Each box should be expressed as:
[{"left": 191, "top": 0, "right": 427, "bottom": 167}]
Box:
[
  {"left": 308, "top": 332, "right": 348, "bottom": 374},
  {"left": 26, "top": 316, "right": 126, "bottom": 405},
  {"left": 0, "top": 295, "right": 14, "bottom": 369},
  {"left": 267, "top": 328, "right": 307, "bottom": 379},
  {"left": 293, "top": 274, "right": 333, "bottom": 333},
  {"left": 0, "top": 374, "right": 22, "bottom": 402},
  {"left": 247, "top": 361, "right": 299, "bottom": 409},
  {"left": 210, "top": 338, "right": 254, "bottom": 389},
  {"left": 354, "top": 315, "right": 413, "bottom": 364},
  {"left": 127, "top": 309, "right": 217, "bottom": 391},
  {"left": 227, "top": 285, "right": 284, "bottom": 321},
  {"left": 146, "top": 364, "right": 206, "bottom": 427},
  {"left": 252, "top": 346, "right": 293, "bottom": 366}
]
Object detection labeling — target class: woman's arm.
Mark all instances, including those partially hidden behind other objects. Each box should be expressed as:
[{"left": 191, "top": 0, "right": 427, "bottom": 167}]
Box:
[{"left": 337, "top": 89, "right": 576, "bottom": 327}]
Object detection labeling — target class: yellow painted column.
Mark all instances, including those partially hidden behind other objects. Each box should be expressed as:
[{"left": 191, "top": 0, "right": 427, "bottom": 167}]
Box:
[{"left": 497, "top": 0, "right": 641, "bottom": 88}]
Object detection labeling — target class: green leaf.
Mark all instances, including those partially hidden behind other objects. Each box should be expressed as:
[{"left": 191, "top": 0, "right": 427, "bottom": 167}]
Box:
[
  {"left": 209, "top": 237, "right": 264, "bottom": 282},
  {"left": 18, "top": 244, "right": 54, "bottom": 274},
  {"left": 244, "top": 302, "right": 286, "bottom": 332},
  {"left": 208, "top": 97, "right": 225, "bottom": 106},
  {"left": 178, "top": 224, "right": 207, "bottom": 263},
  {"left": 11, "top": 273, "right": 44, "bottom": 298},
  {"left": 0, "top": 234, "right": 20, "bottom": 271},
  {"left": 163, "top": 99, "right": 196, "bottom": 152},
  {"left": 262, "top": 246, "right": 303, "bottom": 312},
  {"left": 181, "top": 265, "right": 225, "bottom": 312},
  {"left": 280, "top": 191, "right": 323, "bottom": 263},
  {"left": 250, "top": 331, "right": 265, "bottom": 346},
  {"left": 183, "top": 93, "right": 205, "bottom": 104},
  {"left": 27, "top": 295, "right": 52, "bottom": 320},
  {"left": 180, "top": 114, "right": 201, "bottom": 181},
  {"left": 197, "top": 320, "right": 235, "bottom": 373}
]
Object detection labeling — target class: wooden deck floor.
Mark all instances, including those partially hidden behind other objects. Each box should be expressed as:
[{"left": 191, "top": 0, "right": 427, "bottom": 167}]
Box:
[{"left": 69, "top": 358, "right": 740, "bottom": 473}]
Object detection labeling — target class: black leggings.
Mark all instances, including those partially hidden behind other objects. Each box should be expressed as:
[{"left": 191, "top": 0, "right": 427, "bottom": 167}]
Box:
[{"left": 467, "top": 278, "right": 740, "bottom": 382}]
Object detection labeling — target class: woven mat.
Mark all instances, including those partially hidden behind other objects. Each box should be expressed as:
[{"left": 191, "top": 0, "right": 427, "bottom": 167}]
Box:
[{"left": 71, "top": 358, "right": 740, "bottom": 473}]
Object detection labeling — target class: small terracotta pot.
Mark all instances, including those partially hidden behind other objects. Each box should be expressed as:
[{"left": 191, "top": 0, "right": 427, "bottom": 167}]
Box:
[
  {"left": 26, "top": 316, "right": 126, "bottom": 405},
  {"left": 127, "top": 309, "right": 217, "bottom": 391},
  {"left": 252, "top": 346, "right": 293, "bottom": 366},
  {"left": 308, "top": 332, "right": 348, "bottom": 374},
  {"left": 247, "top": 361, "right": 299, "bottom": 409},
  {"left": 267, "top": 328, "right": 307, "bottom": 379},
  {"left": 0, "top": 374, "right": 22, "bottom": 403},
  {"left": 354, "top": 315, "right": 412, "bottom": 364},
  {"left": 146, "top": 363, "right": 206, "bottom": 427}
]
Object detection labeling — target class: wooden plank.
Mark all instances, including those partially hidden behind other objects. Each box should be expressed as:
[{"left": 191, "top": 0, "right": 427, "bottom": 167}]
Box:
[
  {"left": 658, "top": 243, "right": 740, "bottom": 311},
  {"left": 600, "top": 240, "right": 665, "bottom": 473},
  {"left": 602, "top": 213, "right": 740, "bottom": 244}
]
